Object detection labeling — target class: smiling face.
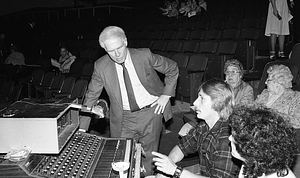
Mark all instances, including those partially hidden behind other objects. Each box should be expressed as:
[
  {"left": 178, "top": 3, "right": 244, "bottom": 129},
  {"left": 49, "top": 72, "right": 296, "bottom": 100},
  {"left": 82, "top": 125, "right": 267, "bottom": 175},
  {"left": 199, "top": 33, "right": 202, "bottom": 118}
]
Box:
[
  {"left": 225, "top": 66, "right": 242, "bottom": 88},
  {"left": 103, "top": 37, "right": 128, "bottom": 64},
  {"left": 228, "top": 135, "right": 245, "bottom": 162},
  {"left": 192, "top": 89, "right": 217, "bottom": 121}
]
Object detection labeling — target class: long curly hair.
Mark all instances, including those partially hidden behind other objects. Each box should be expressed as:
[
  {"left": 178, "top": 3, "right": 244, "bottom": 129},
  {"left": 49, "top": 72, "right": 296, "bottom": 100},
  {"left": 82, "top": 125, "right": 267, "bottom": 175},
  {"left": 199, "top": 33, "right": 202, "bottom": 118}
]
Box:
[{"left": 229, "top": 106, "right": 298, "bottom": 177}]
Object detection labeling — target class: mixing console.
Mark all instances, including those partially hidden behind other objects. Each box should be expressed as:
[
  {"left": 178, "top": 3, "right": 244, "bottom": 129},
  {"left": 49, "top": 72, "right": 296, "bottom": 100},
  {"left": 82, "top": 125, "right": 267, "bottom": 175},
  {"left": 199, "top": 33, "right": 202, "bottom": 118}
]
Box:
[{"left": 0, "top": 132, "right": 139, "bottom": 178}]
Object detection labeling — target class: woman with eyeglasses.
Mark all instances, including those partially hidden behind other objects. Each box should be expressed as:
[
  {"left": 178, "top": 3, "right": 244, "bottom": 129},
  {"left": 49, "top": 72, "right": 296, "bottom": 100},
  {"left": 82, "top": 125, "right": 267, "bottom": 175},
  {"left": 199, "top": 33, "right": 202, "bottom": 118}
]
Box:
[
  {"left": 224, "top": 59, "right": 254, "bottom": 106},
  {"left": 228, "top": 106, "right": 298, "bottom": 178},
  {"left": 255, "top": 64, "right": 300, "bottom": 127},
  {"left": 254, "top": 64, "right": 300, "bottom": 177}
]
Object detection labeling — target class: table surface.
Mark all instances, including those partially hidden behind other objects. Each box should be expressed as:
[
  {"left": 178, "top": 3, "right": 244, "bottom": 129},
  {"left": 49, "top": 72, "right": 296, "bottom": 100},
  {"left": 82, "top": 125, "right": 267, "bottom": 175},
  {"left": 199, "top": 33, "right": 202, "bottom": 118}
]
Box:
[{"left": 0, "top": 98, "right": 75, "bottom": 118}]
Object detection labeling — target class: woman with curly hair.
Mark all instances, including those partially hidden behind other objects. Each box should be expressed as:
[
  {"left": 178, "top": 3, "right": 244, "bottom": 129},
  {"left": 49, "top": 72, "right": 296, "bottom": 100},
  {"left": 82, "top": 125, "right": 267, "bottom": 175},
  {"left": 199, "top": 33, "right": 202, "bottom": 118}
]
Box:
[
  {"left": 254, "top": 64, "right": 300, "bottom": 130},
  {"left": 228, "top": 106, "right": 298, "bottom": 178},
  {"left": 254, "top": 64, "right": 300, "bottom": 176}
]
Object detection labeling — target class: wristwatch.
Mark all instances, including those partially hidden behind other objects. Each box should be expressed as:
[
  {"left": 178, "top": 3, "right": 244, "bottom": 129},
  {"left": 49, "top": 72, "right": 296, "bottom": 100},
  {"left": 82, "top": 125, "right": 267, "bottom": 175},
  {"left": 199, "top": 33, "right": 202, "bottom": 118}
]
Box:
[{"left": 173, "top": 166, "right": 183, "bottom": 178}]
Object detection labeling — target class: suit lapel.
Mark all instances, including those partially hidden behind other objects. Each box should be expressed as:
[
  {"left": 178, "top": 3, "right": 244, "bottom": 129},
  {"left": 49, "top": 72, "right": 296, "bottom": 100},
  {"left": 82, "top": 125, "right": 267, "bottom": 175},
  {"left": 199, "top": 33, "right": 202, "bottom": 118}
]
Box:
[
  {"left": 129, "top": 48, "right": 147, "bottom": 87},
  {"left": 106, "top": 58, "right": 123, "bottom": 110}
]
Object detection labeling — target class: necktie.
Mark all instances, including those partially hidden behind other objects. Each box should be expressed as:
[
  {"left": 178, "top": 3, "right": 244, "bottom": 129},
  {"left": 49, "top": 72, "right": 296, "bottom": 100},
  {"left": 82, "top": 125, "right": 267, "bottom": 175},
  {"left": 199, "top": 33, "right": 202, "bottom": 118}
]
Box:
[{"left": 121, "top": 63, "right": 140, "bottom": 112}]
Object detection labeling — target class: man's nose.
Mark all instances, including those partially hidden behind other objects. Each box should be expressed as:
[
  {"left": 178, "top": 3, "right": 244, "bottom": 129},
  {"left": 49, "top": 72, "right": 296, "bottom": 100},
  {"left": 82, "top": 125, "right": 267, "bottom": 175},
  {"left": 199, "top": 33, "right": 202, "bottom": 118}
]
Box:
[{"left": 114, "top": 49, "right": 120, "bottom": 57}]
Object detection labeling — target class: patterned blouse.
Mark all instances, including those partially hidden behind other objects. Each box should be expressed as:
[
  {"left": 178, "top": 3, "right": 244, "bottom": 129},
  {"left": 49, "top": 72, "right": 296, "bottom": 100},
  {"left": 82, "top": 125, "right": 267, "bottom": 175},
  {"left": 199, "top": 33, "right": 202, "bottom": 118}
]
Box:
[{"left": 255, "top": 89, "right": 300, "bottom": 128}]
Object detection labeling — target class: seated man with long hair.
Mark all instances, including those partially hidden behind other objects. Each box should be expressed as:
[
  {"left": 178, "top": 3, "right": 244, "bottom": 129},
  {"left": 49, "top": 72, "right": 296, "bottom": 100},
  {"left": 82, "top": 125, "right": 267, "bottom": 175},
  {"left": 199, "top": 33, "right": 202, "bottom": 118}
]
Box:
[{"left": 151, "top": 78, "right": 240, "bottom": 178}]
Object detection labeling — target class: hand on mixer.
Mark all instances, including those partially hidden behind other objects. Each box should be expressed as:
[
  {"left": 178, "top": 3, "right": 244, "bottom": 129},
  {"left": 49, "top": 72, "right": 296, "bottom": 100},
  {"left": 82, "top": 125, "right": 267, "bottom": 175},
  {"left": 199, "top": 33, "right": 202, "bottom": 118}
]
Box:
[
  {"left": 90, "top": 105, "right": 105, "bottom": 118},
  {"left": 72, "top": 99, "right": 109, "bottom": 118}
]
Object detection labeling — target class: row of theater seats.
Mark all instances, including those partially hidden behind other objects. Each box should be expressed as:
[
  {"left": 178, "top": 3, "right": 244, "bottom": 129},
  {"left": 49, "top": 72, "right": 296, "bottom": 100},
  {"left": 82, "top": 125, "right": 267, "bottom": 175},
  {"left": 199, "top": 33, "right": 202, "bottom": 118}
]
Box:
[
  {"left": 121, "top": 0, "right": 267, "bottom": 31},
  {"left": 0, "top": 60, "right": 95, "bottom": 105},
  {"left": 125, "top": 17, "right": 264, "bottom": 35},
  {"left": 143, "top": 39, "right": 237, "bottom": 58},
  {"left": 40, "top": 43, "right": 104, "bottom": 63},
  {"left": 0, "top": 79, "right": 24, "bottom": 109},
  {"left": 80, "top": 16, "right": 262, "bottom": 41},
  {"left": 67, "top": 27, "right": 260, "bottom": 58},
  {"left": 18, "top": 69, "right": 89, "bottom": 103},
  {"left": 127, "top": 28, "right": 260, "bottom": 42},
  {"left": 0, "top": 52, "right": 209, "bottom": 106},
  {"left": 54, "top": 29, "right": 255, "bottom": 83},
  {"left": 167, "top": 53, "right": 208, "bottom": 104},
  {"left": 128, "top": 33, "right": 256, "bottom": 76},
  {"left": 127, "top": 27, "right": 260, "bottom": 48}
]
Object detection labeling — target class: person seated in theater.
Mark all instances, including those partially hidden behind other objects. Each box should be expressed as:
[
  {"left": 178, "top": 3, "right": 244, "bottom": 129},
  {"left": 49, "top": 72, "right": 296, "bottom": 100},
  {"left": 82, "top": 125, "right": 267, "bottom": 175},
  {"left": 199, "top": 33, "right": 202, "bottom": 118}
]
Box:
[
  {"left": 195, "top": 0, "right": 207, "bottom": 15},
  {"left": 167, "top": 0, "right": 179, "bottom": 17},
  {"left": 254, "top": 64, "right": 300, "bottom": 176},
  {"left": 4, "top": 44, "right": 25, "bottom": 66},
  {"left": 178, "top": 0, "right": 191, "bottom": 16},
  {"left": 228, "top": 105, "right": 298, "bottom": 178},
  {"left": 224, "top": 59, "right": 254, "bottom": 106},
  {"left": 151, "top": 78, "right": 240, "bottom": 178},
  {"left": 51, "top": 46, "right": 76, "bottom": 73},
  {"left": 159, "top": 1, "right": 172, "bottom": 16}
]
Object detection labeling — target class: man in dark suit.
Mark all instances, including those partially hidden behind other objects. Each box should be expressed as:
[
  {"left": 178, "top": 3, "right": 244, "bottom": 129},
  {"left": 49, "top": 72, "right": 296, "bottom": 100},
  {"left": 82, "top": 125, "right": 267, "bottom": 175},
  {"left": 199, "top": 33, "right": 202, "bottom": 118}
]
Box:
[{"left": 79, "top": 26, "right": 179, "bottom": 176}]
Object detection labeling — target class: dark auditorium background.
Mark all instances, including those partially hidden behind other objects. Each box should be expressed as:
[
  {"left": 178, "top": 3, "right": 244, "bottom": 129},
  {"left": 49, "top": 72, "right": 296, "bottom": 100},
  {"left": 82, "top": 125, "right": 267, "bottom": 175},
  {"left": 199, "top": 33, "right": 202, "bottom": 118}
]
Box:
[
  {"left": 0, "top": 0, "right": 132, "bottom": 16},
  {"left": 1, "top": 0, "right": 300, "bottom": 176}
]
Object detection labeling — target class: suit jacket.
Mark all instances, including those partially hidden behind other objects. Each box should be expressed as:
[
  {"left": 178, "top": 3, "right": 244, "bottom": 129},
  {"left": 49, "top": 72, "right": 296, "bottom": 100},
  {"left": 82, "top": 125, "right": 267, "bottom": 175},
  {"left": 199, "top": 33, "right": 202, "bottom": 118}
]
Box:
[{"left": 80, "top": 48, "right": 179, "bottom": 137}]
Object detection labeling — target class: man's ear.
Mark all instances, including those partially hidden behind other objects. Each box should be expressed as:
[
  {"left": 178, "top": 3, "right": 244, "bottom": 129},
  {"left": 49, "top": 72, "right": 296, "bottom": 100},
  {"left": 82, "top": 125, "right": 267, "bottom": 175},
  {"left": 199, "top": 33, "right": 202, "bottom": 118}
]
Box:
[{"left": 124, "top": 38, "right": 128, "bottom": 47}]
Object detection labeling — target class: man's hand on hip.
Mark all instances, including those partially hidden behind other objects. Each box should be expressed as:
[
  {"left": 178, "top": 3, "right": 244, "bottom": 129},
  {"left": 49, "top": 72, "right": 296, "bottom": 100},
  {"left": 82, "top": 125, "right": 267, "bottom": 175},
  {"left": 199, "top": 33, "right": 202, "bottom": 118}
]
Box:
[{"left": 151, "top": 95, "right": 171, "bottom": 114}]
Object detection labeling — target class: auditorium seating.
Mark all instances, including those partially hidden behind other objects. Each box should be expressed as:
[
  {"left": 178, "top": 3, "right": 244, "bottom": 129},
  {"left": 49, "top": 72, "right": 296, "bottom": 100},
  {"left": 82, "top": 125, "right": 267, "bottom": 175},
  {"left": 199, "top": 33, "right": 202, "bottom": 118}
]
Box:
[
  {"left": 37, "top": 74, "right": 65, "bottom": 98},
  {"left": 248, "top": 61, "right": 299, "bottom": 98},
  {"left": 54, "top": 79, "right": 88, "bottom": 104},
  {"left": 34, "top": 71, "right": 56, "bottom": 98},
  {"left": 1, "top": 0, "right": 278, "bottom": 106},
  {"left": 49, "top": 76, "right": 76, "bottom": 99},
  {"left": 0, "top": 80, "right": 15, "bottom": 101},
  {"left": 0, "top": 84, "right": 23, "bottom": 110}
]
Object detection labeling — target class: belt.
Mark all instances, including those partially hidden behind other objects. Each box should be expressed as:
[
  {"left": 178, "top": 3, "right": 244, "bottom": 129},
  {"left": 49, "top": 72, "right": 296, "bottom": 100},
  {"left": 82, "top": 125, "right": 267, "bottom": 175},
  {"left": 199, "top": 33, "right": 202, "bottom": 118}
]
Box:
[{"left": 131, "top": 104, "right": 153, "bottom": 112}]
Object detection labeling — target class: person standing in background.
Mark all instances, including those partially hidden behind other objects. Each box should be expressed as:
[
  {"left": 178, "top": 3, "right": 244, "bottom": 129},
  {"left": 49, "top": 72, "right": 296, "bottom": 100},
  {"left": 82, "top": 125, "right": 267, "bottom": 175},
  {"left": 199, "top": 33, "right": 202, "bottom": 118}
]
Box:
[{"left": 265, "top": 0, "right": 293, "bottom": 59}]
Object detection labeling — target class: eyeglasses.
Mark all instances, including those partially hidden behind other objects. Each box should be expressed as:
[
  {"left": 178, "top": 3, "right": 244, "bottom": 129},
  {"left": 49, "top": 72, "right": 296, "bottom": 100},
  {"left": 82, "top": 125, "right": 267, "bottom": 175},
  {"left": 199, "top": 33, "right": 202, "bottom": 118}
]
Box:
[
  {"left": 266, "top": 78, "right": 276, "bottom": 83},
  {"left": 225, "top": 70, "right": 240, "bottom": 75}
]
